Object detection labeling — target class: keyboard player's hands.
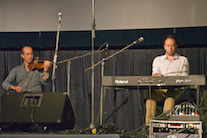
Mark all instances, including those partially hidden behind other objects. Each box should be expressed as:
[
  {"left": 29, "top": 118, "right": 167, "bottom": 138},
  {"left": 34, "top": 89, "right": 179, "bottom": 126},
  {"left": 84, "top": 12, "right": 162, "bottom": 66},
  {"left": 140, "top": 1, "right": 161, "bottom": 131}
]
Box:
[{"left": 153, "top": 74, "right": 164, "bottom": 76}]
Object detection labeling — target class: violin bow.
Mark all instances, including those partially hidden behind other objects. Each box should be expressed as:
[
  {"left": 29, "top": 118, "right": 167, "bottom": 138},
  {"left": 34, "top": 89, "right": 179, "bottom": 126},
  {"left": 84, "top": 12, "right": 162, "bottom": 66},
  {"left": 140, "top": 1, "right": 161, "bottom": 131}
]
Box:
[
  {"left": 21, "top": 56, "right": 40, "bottom": 91},
  {"left": 29, "top": 56, "right": 39, "bottom": 71}
]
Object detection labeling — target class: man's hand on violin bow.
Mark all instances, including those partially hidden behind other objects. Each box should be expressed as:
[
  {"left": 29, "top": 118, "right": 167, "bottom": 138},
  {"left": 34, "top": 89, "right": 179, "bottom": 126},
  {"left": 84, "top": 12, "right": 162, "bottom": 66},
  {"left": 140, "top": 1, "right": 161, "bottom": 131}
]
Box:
[{"left": 10, "top": 85, "right": 22, "bottom": 93}]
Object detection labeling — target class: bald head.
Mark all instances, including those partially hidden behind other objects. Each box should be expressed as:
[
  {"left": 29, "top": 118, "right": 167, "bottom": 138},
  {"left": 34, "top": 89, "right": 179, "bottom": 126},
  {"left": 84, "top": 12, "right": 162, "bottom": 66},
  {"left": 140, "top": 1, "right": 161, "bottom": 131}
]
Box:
[{"left": 21, "top": 46, "right": 33, "bottom": 54}]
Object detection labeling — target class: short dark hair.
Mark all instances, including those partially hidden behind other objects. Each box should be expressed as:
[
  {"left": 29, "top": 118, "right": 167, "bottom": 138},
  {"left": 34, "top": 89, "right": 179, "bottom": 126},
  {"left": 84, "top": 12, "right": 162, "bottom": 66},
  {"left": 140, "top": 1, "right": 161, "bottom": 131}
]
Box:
[
  {"left": 21, "top": 47, "right": 24, "bottom": 54},
  {"left": 164, "top": 35, "right": 177, "bottom": 44}
]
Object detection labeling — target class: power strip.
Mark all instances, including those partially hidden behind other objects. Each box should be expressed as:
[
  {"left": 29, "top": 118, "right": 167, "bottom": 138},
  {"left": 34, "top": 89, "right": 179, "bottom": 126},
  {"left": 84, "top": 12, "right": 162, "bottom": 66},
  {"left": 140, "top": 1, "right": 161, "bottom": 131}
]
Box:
[{"left": 169, "top": 114, "right": 200, "bottom": 121}]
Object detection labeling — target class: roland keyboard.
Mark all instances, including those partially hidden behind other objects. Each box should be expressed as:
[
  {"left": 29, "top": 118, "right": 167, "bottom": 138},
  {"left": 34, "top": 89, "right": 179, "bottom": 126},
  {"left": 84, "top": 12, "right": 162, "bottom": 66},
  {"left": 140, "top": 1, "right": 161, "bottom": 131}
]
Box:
[{"left": 102, "top": 75, "right": 206, "bottom": 87}]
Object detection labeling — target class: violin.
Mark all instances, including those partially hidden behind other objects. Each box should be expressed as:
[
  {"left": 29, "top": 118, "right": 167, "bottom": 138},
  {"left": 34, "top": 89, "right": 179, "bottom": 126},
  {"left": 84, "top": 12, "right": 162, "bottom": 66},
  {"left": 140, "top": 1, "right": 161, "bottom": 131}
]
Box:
[
  {"left": 28, "top": 56, "right": 46, "bottom": 70},
  {"left": 22, "top": 57, "right": 51, "bottom": 90},
  {"left": 28, "top": 60, "right": 45, "bottom": 70}
]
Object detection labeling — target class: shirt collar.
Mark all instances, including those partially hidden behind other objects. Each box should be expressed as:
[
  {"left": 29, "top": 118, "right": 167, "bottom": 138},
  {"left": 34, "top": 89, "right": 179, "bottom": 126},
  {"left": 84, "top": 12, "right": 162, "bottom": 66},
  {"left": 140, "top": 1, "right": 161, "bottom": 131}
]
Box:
[
  {"left": 164, "top": 53, "right": 179, "bottom": 60},
  {"left": 21, "top": 62, "right": 27, "bottom": 71}
]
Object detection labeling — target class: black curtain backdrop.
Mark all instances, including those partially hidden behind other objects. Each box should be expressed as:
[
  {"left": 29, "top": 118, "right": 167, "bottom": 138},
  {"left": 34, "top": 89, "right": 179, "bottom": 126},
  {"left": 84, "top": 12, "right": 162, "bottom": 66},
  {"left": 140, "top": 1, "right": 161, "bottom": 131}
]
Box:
[{"left": 0, "top": 47, "right": 207, "bottom": 131}]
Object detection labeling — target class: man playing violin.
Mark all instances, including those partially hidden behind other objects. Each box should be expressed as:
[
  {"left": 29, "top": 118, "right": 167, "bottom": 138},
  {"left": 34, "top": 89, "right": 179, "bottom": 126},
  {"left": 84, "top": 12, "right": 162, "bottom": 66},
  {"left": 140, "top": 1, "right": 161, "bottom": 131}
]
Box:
[{"left": 2, "top": 46, "right": 52, "bottom": 92}]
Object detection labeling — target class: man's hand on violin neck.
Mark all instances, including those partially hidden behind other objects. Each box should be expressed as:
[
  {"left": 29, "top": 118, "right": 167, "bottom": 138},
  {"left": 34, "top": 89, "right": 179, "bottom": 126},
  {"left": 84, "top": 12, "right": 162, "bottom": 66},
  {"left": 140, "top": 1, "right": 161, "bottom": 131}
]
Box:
[
  {"left": 44, "top": 60, "right": 52, "bottom": 71},
  {"left": 10, "top": 85, "right": 22, "bottom": 93}
]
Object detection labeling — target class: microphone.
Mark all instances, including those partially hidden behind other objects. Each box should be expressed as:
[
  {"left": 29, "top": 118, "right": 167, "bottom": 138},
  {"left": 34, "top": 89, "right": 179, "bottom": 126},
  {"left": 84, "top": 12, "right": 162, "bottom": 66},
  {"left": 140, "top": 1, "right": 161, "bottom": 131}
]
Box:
[
  {"left": 105, "top": 43, "right": 109, "bottom": 55},
  {"left": 133, "top": 37, "right": 144, "bottom": 44},
  {"left": 58, "top": 12, "right": 62, "bottom": 21}
]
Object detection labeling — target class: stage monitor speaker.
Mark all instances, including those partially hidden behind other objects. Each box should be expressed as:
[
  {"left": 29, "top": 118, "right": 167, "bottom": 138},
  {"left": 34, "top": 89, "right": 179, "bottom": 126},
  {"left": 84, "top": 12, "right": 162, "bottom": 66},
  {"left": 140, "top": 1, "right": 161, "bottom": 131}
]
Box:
[{"left": 0, "top": 92, "right": 75, "bottom": 130}]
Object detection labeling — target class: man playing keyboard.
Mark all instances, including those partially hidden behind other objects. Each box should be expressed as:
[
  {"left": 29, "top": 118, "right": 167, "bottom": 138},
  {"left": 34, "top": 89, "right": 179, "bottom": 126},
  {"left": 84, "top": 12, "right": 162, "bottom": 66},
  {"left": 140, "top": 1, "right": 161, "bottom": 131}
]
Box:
[{"left": 145, "top": 35, "right": 189, "bottom": 128}]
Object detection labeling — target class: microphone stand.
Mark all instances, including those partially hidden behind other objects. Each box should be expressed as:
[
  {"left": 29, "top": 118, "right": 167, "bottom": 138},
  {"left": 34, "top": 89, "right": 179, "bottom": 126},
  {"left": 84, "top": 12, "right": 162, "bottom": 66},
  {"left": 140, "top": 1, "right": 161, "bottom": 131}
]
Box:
[
  {"left": 52, "top": 12, "right": 62, "bottom": 92},
  {"left": 89, "top": 0, "right": 96, "bottom": 129},
  {"left": 56, "top": 47, "right": 107, "bottom": 97},
  {"left": 85, "top": 37, "right": 144, "bottom": 72},
  {"left": 85, "top": 37, "right": 144, "bottom": 126}
]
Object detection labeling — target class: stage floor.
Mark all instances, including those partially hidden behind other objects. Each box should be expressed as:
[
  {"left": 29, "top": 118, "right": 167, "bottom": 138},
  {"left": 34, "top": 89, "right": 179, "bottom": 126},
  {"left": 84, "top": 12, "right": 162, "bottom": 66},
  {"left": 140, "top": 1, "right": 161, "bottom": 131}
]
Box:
[
  {"left": 0, "top": 134, "right": 122, "bottom": 138},
  {"left": 0, "top": 129, "right": 148, "bottom": 138}
]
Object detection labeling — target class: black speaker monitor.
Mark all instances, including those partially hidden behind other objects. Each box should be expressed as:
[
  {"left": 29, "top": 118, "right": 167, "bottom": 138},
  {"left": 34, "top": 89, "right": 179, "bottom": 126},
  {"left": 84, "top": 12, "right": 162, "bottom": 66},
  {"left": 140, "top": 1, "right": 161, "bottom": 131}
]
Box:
[{"left": 0, "top": 92, "right": 75, "bottom": 130}]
